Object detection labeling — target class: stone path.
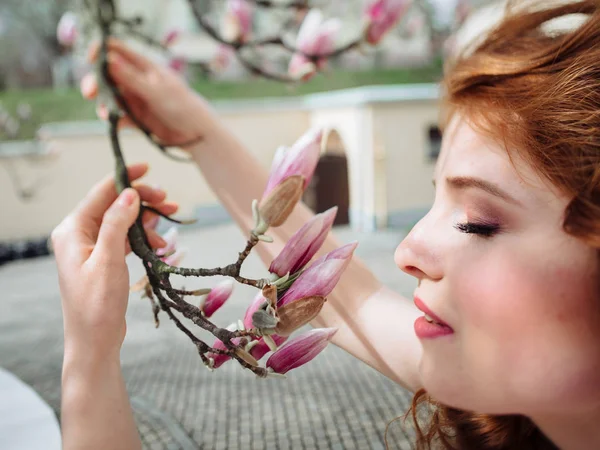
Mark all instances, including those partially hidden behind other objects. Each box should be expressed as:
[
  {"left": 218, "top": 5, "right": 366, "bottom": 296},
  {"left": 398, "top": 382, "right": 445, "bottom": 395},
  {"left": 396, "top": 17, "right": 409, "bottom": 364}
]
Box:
[{"left": 0, "top": 223, "right": 419, "bottom": 450}]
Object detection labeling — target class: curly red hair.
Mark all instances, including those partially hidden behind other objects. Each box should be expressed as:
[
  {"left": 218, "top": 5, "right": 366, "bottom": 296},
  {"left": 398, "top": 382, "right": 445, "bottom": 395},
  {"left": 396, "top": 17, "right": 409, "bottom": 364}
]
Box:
[{"left": 398, "top": 0, "right": 600, "bottom": 448}]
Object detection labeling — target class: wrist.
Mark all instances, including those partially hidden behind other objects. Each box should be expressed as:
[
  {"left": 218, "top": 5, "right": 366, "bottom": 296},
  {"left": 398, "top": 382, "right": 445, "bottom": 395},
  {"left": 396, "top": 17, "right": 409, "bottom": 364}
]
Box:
[
  {"left": 180, "top": 91, "right": 220, "bottom": 150},
  {"left": 63, "top": 340, "right": 121, "bottom": 376}
]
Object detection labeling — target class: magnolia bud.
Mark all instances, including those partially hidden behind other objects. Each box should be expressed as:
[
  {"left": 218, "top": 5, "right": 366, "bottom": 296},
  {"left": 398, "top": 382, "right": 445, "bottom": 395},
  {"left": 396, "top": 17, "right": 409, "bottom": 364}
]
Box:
[
  {"left": 279, "top": 242, "right": 358, "bottom": 306},
  {"left": 57, "top": 12, "right": 78, "bottom": 47},
  {"left": 207, "top": 337, "right": 240, "bottom": 369},
  {"left": 250, "top": 335, "right": 289, "bottom": 360},
  {"left": 274, "top": 295, "right": 326, "bottom": 336},
  {"left": 363, "top": 0, "right": 409, "bottom": 46},
  {"left": 269, "top": 207, "right": 337, "bottom": 277},
  {"left": 259, "top": 175, "right": 304, "bottom": 227},
  {"left": 222, "top": 0, "right": 253, "bottom": 44},
  {"left": 266, "top": 328, "right": 337, "bottom": 374},
  {"left": 263, "top": 128, "right": 323, "bottom": 199},
  {"left": 288, "top": 9, "right": 341, "bottom": 79},
  {"left": 201, "top": 280, "right": 234, "bottom": 318}
]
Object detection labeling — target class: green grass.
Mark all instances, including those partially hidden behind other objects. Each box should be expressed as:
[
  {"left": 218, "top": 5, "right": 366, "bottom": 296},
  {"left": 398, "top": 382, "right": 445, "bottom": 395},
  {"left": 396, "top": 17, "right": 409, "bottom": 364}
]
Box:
[{"left": 0, "top": 65, "right": 442, "bottom": 141}]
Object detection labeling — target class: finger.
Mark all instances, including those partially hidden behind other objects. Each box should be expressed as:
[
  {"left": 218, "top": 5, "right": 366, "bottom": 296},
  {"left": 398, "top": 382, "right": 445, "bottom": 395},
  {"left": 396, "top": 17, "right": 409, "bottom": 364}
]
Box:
[
  {"left": 147, "top": 229, "right": 167, "bottom": 249},
  {"left": 142, "top": 202, "right": 179, "bottom": 219},
  {"left": 108, "top": 53, "right": 151, "bottom": 98},
  {"left": 88, "top": 38, "right": 154, "bottom": 72},
  {"left": 143, "top": 214, "right": 160, "bottom": 230},
  {"left": 135, "top": 184, "right": 167, "bottom": 205},
  {"left": 139, "top": 201, "right": 180, "bottom": 229},
  {"left": 87, "top": 40, "right": 103, "bottom": 64},
  {"left": 73, "top": 164, "right": 149, "bottom": 225},
  {"left": 109, "top": 39, "right": 154, "bottom": 71},
  {"left": 92, "top": 188, "right": 140, "bottom": 261},
  {"left": 80, "top": 72, "right": 98, "bottom": 100},
  {"left": 140, "top": 203, "right": 180, "bottom": 230}
]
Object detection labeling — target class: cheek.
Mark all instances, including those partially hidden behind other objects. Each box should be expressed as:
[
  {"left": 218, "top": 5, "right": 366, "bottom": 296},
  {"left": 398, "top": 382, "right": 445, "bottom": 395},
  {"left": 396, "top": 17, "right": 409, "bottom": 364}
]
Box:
[
  {"left": 456, "top": 249, "right": 597, "bottom": 333},
  {"left": 452, "top": 246, "right": 600, "bottom": 411},
  {"left": 455, "top": 251, "right": 536, "bottom": 335}
]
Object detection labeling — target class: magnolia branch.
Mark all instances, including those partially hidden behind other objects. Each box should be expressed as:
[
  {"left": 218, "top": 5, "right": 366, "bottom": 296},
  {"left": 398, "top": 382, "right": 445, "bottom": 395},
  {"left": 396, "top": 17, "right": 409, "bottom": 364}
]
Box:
[
  {"left": 186, "top": 0, "right": 362, "bottom": 82},
  {"left": 85, "top": 0, "right": 393, "bottom": 377}
]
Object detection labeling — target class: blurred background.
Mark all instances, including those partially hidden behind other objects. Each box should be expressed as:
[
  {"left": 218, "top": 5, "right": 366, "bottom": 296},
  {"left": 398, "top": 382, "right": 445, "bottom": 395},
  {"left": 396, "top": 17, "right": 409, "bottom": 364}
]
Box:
[
  {"left": 0, "top": 0, "right": 502, "bottom": 255},
  {"left": 0, "top": 1, "right": 501, "bottom": 449}
]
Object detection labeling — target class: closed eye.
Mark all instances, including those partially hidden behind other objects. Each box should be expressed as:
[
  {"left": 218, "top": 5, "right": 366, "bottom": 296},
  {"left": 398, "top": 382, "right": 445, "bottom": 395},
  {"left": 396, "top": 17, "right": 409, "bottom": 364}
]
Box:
[{"left": 454, "top": 222, "right": 500, "bottom": 237}]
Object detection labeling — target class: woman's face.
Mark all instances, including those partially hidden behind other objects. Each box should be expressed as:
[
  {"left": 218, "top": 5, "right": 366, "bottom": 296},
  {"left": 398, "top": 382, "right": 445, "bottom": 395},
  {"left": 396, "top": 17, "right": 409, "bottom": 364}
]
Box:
[{"left": 394, "top": 115, "right": 600, "bottom": 416}]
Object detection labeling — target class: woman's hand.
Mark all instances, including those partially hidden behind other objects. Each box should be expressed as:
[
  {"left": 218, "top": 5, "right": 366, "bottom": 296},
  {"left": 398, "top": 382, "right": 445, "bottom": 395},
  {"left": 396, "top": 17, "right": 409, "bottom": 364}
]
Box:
[
  {"left": 52, "top": 163, "right": 177, "bottom": 361},
  {"left": 82, "top": 39, "right": 207, "bottom": 147}
]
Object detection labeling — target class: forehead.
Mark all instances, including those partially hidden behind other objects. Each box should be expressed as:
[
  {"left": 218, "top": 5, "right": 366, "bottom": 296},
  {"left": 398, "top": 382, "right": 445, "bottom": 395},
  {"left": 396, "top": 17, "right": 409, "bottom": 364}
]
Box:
[
  {"left": 434, "top": 115, "right": 557, "bottom": 206},
  {"left": 435, "top": 115, "right": 512, "bottom": 181}
]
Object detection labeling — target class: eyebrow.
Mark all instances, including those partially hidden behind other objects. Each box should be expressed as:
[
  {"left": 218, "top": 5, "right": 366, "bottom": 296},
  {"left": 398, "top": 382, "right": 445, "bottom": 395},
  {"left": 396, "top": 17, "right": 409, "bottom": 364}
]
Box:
[{"left": 433, "top": 176, "right": 522, "bottom": 206}]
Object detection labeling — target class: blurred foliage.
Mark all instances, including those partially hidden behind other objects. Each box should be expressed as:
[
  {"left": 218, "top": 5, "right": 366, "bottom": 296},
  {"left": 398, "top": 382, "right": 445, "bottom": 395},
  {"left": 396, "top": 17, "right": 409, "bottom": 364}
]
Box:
[{"left": 0, "top": 63, "right": 442, "bottom": 141}]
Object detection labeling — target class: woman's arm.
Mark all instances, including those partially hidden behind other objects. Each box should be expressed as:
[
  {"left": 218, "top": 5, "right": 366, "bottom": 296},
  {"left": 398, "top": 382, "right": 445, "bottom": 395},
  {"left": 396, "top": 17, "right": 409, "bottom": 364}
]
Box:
[
  {"left": 53, "top": 165, "right": 174, "bottom": 449},
  {"left": 84, "top": 40, "right": 423, "bottom": 392},
  {"left": 61, "top": 357, "right": 139, "bottom": 450},
  {"left": 185, "top": 104, "right": 423, "bottom": 391}
]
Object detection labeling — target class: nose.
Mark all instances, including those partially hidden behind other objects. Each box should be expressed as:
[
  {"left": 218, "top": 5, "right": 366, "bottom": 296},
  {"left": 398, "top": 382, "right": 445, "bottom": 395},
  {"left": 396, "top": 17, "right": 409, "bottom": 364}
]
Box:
[{"left": 394, "top": 212, "right": 443, "bottom": 282}]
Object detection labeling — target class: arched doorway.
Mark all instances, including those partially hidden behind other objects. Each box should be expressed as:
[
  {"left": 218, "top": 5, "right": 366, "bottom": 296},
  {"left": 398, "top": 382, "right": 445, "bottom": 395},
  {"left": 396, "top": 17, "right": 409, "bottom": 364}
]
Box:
[{"left": 303, "top": 129, "right": 350, "bottom": 226}]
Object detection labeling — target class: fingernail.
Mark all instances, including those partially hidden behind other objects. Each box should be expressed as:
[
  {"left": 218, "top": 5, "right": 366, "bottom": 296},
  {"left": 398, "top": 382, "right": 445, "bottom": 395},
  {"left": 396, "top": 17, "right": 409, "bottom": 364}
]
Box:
[
  {"left": 80, "top": 73, "right": 96, "bottom": 98},
  {"left": 118, "top": 188, "right": 136, "bottom": 207}
]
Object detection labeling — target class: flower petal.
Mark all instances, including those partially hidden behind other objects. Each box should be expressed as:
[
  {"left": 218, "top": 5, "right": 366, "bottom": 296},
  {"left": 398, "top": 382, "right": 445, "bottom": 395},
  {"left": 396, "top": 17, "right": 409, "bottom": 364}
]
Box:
[{"left": 266, "top": 328, "right": 337, "bottom": 374}]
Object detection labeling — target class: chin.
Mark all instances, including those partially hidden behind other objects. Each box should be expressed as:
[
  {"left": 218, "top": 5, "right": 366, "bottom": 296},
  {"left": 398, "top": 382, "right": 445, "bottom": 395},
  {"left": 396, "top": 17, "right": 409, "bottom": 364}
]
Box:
[{"left": 417, "top": 355, "right": 475, "bottom": 411}]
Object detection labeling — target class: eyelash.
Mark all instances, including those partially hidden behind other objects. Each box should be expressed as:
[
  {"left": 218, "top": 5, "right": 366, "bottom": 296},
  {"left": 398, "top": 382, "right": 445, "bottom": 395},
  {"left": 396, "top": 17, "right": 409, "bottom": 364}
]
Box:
[{"left": 454, "top": 221, "right": 501, "bottom": 237}]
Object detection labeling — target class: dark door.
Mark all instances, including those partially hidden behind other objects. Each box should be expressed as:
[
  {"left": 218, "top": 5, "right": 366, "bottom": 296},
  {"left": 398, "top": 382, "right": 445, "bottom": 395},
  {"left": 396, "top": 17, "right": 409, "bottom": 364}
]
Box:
[{"left": 303, "top": 154, "right": 350, "bottom": 226}]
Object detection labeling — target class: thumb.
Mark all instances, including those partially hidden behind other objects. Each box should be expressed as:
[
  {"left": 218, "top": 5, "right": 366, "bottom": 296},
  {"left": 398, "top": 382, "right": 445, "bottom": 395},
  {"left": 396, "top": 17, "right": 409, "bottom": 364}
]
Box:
[
  {"left": 109, "top": 54, "right": 150, "bottom": 98},
  {"left": 93, "top": 188, "right": 140, "bottom": 261}
]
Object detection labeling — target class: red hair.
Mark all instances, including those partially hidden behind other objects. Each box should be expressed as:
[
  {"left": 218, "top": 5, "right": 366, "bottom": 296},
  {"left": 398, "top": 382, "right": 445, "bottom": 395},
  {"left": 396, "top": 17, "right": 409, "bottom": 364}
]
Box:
[{"left": 399, "top": 1, "right": 600, "bottom": 448}]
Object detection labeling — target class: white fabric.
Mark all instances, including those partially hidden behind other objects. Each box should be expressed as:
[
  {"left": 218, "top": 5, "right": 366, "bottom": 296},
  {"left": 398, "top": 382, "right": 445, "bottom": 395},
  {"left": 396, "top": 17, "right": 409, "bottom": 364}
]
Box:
[{"left": 0, "top": 368, "right": 61, "bottom": 450}]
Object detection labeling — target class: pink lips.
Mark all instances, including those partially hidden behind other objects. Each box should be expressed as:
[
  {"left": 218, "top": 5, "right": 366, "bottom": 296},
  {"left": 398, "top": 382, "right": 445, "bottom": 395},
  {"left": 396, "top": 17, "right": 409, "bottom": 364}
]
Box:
[{"left": 414, "top": 296, "right": 454, "bottom": 339}]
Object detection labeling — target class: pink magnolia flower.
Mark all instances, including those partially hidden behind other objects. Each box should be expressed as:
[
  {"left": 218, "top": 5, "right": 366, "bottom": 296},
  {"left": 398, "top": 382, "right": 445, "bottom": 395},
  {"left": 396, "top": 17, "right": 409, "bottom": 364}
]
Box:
[
  {"left": 168, "top": 57, "right": 187, "bottom": 75},
  {"left": 156, "top": 227, "right": 187, "bottom": 267},
  {"left": 57, "top": 12, "right": 78, "bottom": 47},
  {"left": 156, "top": 227, "right": 178, "bottom": 257},
  {"left": 363, "top": 0, "right": 410, "bottom": 45},
  {"left": 266, "top": 328, "right": 337, "bottom": 374},
  {"left": 223, "top": 0, "right": 253, "bottom": 44},
  {"left": 262, "top": 128, "right": 323, "bottom": 200},
  {"left": 278, "top": 242, "right": 358, "bottom": 307},
  {"left": 249, "top": 335, "right": 289, "bottom": 360},
  {"left": 207, "top": 336, "right": 242, "bottom": 369},
  {"left": 162, "top": 30, "right": 180, "bottom": 47},
  {"left": 288, "top": 9, "right": 342, "bottom": 81},
  {"left": 269, "top": 207, "right": 337, "bottom": 277},
  {"left": 201, "top": 280, "right": 234, "bottom": 318}
]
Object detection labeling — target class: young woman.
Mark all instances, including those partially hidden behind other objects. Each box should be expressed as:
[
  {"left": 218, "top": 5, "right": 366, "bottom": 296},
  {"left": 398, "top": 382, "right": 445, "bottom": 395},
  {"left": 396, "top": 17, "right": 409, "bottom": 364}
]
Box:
[{"left": 53, "top": 1, "right": 600, "bottom": 448}]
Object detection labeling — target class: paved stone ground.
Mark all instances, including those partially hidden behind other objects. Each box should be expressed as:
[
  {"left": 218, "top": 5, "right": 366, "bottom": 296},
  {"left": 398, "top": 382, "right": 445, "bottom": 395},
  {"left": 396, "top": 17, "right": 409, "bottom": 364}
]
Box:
[{"left": 0, "top": 223, "right": 420, "bottom": 450}]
